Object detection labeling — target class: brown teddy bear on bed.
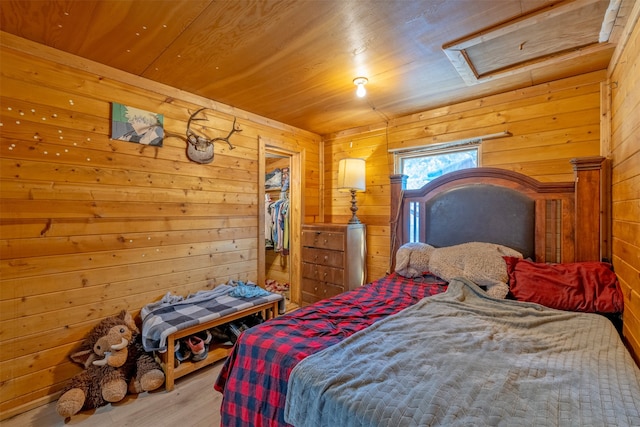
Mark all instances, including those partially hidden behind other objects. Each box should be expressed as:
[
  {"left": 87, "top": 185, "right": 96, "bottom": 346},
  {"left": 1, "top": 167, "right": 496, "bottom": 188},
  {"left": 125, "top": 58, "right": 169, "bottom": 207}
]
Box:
[{"left": 56, "top": 310, "right": 165, "bottom": 418}]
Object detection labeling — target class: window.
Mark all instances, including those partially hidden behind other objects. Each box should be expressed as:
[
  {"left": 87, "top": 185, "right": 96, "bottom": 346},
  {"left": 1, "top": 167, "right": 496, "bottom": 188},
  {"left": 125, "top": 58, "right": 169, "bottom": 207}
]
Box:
[
  {"left": 394, "top": 143, "right": 480, "bottom": 242},
  {"left": 396, "top": 146, "right": 478, "bottom": 190}
]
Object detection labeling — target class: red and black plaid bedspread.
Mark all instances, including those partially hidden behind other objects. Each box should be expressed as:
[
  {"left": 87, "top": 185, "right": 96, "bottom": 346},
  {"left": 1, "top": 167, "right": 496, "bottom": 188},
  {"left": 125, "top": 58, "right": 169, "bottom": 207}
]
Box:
[{"left": 214, "top": 272, "right": 447, "bottom": 427}]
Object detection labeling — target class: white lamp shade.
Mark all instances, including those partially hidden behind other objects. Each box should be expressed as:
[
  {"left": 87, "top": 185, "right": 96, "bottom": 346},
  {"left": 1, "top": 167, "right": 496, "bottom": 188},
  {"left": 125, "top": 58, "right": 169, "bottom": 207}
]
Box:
[{"left": 338, "top": 158, "right": 366, "bottom": 192}]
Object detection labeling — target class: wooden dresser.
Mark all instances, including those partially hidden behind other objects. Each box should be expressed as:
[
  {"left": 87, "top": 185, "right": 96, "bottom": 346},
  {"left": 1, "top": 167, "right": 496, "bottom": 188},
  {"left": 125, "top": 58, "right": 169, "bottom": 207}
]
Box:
[{"left": 301, "top": 223, "right": 366, "bottom": 304}]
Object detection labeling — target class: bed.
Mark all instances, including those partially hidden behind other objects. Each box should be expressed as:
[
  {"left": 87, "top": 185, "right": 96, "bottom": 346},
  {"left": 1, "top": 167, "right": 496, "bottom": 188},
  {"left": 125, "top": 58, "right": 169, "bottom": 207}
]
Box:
[{"left": 215, "top": 158, "right": 640, "bottom": 426}]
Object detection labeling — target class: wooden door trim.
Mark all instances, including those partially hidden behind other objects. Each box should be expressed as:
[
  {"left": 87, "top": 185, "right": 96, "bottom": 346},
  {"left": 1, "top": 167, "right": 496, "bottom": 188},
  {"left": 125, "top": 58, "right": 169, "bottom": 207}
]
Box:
[{"left": 259, "top": 136, "right": 304, "bottom": 305}]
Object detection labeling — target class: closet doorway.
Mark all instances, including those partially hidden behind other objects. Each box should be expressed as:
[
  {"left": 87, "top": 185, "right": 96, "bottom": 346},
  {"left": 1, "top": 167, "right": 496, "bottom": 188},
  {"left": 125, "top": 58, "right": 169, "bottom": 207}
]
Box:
[
  {"left": 259, "top": 138, "right": 303, "bottom": 307},
  {"left": 264, "top": 153, "right": 291, "bottom": 299}
]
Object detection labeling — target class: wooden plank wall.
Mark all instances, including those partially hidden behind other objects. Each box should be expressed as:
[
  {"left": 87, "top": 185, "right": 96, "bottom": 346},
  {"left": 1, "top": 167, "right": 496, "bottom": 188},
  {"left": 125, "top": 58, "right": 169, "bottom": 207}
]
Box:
[
  {"left": 323, "top": 71, "right": 605, "bottom": 285},
  {"left": 608, "top": 9, "right": 640, "bottom": 364},
  {"left": 0, "top": 35, "right": 321, "bottom": 418}
]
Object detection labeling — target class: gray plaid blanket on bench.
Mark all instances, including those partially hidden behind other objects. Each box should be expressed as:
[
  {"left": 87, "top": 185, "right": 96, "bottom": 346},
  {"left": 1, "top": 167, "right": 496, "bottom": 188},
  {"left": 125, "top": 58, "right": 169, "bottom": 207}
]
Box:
[{"left": 141, "top": 282, "right": 284, "bottom": 352}]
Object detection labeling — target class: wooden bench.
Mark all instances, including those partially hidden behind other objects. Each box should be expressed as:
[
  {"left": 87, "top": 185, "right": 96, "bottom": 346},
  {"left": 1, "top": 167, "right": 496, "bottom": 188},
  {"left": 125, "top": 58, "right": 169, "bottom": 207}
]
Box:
[{"left": 158, "top": 298, "right": 281, "bottom": 391}]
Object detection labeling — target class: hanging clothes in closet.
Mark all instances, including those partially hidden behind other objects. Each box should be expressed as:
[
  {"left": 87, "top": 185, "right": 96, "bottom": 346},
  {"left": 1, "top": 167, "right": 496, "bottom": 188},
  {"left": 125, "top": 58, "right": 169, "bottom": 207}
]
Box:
[
  {"left": 270, "top": 195, "right": 289, "bottom": 255},
  {"left": 265, "top": 167, "right": 289, "bottom": 255}
]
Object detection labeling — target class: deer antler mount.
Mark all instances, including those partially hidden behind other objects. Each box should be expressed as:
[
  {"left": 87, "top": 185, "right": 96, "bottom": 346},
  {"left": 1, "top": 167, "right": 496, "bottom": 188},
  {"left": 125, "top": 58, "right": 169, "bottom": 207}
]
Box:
[{"left": 185, "top": 108, "right": 241, "bottom": 164}]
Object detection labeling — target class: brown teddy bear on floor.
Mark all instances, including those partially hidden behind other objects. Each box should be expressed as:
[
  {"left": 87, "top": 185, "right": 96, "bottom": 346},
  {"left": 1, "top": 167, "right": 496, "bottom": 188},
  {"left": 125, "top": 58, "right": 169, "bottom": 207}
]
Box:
[{"left": 56, "top": 310, "right": 165, "bottom": 418}]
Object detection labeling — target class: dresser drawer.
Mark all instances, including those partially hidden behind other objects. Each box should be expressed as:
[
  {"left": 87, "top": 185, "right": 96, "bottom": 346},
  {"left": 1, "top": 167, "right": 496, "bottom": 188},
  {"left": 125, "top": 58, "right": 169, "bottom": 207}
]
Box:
[
  {"left": 302, "top": 230, "right": 345, "bottom": 251},
  {"left": 302, "top": 262, "right": 344, "bottom": 286},
  {"left": 301, "top": 278, "right": 345, "bottom": 302},
  {"left": 301, "top": 247, "right": 344, "bottom": 268}
]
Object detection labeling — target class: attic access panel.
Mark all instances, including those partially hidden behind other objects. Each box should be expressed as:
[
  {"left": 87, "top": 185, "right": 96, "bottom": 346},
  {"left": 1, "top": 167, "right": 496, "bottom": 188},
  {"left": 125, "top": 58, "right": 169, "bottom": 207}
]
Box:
[{"left": 442, "top": 0, "right": 617, "bottom": 85}]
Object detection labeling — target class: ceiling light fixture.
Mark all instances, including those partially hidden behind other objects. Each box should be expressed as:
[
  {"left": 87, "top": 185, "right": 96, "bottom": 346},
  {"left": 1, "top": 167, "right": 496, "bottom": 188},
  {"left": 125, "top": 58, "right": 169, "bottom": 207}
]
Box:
[{"left": 353, "top": 77, "right": 368, "bottom": 98}]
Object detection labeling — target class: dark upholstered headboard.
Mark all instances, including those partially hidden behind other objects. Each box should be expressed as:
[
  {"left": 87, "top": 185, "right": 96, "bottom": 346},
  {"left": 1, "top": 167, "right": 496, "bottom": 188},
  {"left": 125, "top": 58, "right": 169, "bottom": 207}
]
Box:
[
  {"left": 389, "top": 159, "right": 605, "bottom": 272},
  {"left": 423, "top": 184, "right": 534, "bottom": 259}
]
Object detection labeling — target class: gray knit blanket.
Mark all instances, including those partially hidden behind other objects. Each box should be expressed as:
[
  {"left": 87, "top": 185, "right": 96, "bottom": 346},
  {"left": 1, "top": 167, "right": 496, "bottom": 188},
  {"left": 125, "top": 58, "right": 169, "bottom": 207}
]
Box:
[{"left": 285, "top": 278, "right": 640, "bottom": 427}]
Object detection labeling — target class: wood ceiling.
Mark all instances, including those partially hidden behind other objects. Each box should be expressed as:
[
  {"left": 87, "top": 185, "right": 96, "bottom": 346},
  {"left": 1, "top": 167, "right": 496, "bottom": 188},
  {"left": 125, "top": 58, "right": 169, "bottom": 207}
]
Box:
[{"left": 0, "top": 0, "right": 633, "bottom": 136}]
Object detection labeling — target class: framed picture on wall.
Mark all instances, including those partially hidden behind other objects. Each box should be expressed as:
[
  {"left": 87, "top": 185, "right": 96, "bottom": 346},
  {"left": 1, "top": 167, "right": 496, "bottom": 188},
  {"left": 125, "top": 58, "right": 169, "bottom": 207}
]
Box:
[{"left": 111, "top": 102, "right": 164, "bottom": 147}]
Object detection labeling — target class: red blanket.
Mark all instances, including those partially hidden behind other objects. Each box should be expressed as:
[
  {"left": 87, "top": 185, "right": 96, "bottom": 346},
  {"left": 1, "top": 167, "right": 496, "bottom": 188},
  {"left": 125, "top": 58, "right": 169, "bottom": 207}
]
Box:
[{"left": 214, "top": 272, "right": 447, "bottom": 426}]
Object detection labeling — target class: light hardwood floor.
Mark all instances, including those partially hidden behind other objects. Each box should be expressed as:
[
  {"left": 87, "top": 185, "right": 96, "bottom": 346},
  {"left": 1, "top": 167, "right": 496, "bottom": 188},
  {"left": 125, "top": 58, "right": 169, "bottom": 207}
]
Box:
[{"left": 1, "top": 360, "right": 225, "bottom": 427}]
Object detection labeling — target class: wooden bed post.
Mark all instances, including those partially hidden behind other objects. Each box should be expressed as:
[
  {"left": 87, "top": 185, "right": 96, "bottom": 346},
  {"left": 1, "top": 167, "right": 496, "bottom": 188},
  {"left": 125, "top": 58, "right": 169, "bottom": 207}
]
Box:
[
  {"left": 571, "top": 156, "right": 605, "bottom": 262},
  {"left": 389, "top": 174, "right": 407, "bottom": 273}
]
